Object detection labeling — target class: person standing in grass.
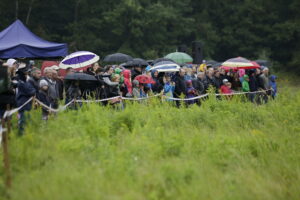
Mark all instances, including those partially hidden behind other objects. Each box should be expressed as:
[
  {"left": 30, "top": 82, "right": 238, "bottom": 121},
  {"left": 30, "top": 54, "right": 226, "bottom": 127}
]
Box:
[
  {"left": 186, "top": 80, "right": 197, "bottom": 105},
  {"left": 269, "top": 75, "right": 277, "bottom": 99},
  {"left": 37, "top": 80, "right": 51, "bottom": 120},
  {"left": 163, "top": 74, "right": 175, "bottom": 101},
  {"left": 220, "top": 79, "right": 233, "bottom": 94}
]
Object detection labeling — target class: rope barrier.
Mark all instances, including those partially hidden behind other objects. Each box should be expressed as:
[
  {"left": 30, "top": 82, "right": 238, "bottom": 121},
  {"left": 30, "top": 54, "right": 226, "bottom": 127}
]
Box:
[
  {"left": 3, "top": 97, "right": 33, "bottom": 119},
  {"left": 1, "top": 89, "right": 272, "bottom": 118}
]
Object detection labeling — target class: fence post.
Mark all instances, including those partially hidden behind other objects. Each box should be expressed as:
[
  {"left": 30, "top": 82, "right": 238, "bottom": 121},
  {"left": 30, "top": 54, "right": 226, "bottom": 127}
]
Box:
[{"left": 1, "top": 111, "right": 11, "bottom": 189}]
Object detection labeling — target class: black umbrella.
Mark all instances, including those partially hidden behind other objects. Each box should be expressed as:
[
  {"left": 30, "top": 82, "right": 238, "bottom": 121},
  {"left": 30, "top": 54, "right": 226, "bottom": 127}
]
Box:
[
  {"left": 153, "top": 58, "right": 174, "bottom": 64},
  {"left": 64, "top": 72, "right": 97, "bottom": 81},
  {"left": 125, "top": 58, "right": 148, "bottom": 67},
  {"left": 206, "top": 60, "right": 218, "bottom": 66},
  {"left": 146, "top": 60, "right": 154, "bottom": 65},
  {"left": 103, "top": 53, "right": 133, "bottom": 63}
]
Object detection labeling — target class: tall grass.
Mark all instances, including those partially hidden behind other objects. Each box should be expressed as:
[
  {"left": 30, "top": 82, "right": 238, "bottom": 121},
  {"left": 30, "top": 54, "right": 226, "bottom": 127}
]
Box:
[{"left": 0, "top": 78, "right": 300, "bottom": 200}]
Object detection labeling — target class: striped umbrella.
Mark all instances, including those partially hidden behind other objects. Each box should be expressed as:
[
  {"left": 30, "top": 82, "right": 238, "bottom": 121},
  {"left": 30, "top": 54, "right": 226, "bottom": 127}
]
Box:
[
  {"left": 59, "top": 51, "right": 99, "bottom": 69},
  {"left": 221, "top": 60, "right": 260, "bottom": 71},
  {"left": 150, "top": 61, "right": 181, "bottom": 72},
  {"left": 222, "top": 57, "right": 256, "bottom": 69}
]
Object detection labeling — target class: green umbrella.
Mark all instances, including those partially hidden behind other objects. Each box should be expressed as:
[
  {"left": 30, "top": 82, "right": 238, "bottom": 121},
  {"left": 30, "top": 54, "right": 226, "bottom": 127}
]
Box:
[{"left": 164, "top": 52, "right": 193, "bottom": 64}]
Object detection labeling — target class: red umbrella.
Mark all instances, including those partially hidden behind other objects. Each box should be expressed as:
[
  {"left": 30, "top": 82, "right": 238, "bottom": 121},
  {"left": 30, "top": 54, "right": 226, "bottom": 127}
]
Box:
[{"left": 134, "top": 75, "right": 155, "bottom": 84}]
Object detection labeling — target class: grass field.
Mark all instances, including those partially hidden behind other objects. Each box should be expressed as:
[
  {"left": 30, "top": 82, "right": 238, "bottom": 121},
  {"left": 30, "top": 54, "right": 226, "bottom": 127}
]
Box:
[{"left": 1, "top": 75, "right": 300, "bottom": 200}]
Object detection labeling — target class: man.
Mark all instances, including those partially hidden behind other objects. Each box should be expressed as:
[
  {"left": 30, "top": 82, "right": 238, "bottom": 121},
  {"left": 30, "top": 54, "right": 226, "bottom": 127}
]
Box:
[
  {"left": 206, "top": 68, "right": 215, "bottom": 89},
  {"left": 213, "top": 70, "right": 223, "bottom": 91},
  {"left": 43, "top": 68, "right": 59, "bottom": 108},
  {"left": 52, "top": 69, "right": 64, "bottom": 100},
  {"left": 174, "top": 68, "right": 187, "bottom": 107},
  {"left": 259, "top": 67, "right": 270, "bottom": 90},
  {"left": 28, "top": 68, "right": 41, "bottom": 94},
  {"left": 248, "top": 70, "right": 258, "bottom": 102},
  {"left": 15, "top": 63, "right": 36, "bottom": 135},
  {"left": 192, "top": 72, "right": 205, "bottom": 95},
  {"left": 257, "top": 67, "right": 270, "bottom": 103}
]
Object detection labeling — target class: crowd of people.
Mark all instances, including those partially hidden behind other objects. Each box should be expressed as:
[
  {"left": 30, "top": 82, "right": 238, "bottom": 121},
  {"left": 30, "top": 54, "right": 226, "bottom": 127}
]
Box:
[{"left": 0, "top": 58, "right": 277, "bottom": 135}]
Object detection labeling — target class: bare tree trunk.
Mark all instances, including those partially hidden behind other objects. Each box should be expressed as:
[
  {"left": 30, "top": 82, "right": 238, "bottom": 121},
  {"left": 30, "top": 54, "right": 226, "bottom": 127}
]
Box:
[
  {"left": 26, "top": 0, "right": 35, "bottom": 25},
  {"left": 74, "top": 0, "right": 81, "bottom": 22},
  {"left": 15, "top": 0, "right": 19, "bottom": 20}
]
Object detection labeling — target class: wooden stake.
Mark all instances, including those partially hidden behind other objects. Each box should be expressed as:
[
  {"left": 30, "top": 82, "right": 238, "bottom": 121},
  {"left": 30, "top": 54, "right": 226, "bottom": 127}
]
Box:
[{"left": 2, "top": 116, "right": 11, "bottom": 188}]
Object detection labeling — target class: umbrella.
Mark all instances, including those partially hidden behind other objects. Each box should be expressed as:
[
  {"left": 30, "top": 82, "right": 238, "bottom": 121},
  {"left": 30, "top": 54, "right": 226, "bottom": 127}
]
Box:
[
  {"left": 64, "top": 72, "right": 97, "bottom": 81},
  {"left": 221, "top": 61, "right": 260, "bottom": 71},
  {"left": 222, "top": 57, "right": 256, "bottom": 69},
  {"left": 124, "top": 58, "right": 148, "bottom": 67},
  {"left": 164, "top": 52, "right": 193, "bottom": 64},
  {"left": 146, "top": 60, "right": 154, "bottom": 65},
  {"left": 134, "top": 75, "right": 155, "bottom": 84},
  {"left": 153, "top": 58, "right": 174, "bottom": 64},
  {"left": 59, "top": 51, "right": 99, "bottom": 69},
  {"left": 150, "top": 61, "right": 181, "bottom": 72},
  {"left": 103, "top": 53, "right": 133, "bottom": 63}
]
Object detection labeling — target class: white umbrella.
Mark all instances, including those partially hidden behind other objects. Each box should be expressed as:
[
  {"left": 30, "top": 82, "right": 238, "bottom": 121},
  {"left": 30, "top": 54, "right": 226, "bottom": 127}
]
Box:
[{"left": 59, "top": 51, "right": 99, "bottom": 69}]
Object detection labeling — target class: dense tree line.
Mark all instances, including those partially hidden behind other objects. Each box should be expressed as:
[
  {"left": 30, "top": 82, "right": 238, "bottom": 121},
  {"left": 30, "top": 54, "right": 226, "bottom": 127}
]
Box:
[{"left": 0, "top": 0, "right": 299, "bottom": 72}]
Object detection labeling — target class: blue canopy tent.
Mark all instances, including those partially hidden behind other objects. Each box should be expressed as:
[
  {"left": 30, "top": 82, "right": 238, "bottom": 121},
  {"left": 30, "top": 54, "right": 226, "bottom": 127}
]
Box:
[{"left": 0, "top": 20, "right": 68, "bottom": 59}]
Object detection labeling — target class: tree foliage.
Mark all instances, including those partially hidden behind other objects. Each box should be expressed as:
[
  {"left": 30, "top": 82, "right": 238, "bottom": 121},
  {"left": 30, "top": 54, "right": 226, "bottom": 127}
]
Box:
[{"left": 0, "top": 0, "right": 299, "bottom": 72}]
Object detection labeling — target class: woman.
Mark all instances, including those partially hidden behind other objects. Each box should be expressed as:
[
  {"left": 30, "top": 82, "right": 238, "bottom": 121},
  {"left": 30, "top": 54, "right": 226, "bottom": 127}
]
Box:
[
  {"left": 151, "top": 70, "right": 163, "bottom": 94},
  {"left": 87, "top": 62, "right": 100, "bottom": 75}
]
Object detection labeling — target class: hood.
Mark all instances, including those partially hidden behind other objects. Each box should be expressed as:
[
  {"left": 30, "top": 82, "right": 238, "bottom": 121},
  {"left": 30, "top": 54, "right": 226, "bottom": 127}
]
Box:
[
  {"left": 270, "top": 75, "right": 277, "bottom": 82},
  {"left": 243, "top": 74, "right": 249, "bottom": 81},
  {"left": 151, "top": 70, "right": 158, "bottom": 78},
  {"left": 123, "top": 69, "right": 131, "bottom": 79}
]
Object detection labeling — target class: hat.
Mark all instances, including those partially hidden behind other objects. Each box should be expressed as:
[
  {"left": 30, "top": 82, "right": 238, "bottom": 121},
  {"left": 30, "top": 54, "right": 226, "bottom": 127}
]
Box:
[
  {"left": 145, "top": 65, "right": 151, "bottom": 72},
  {"left": 4, "top": 59, "right": 17, "bottom": 68},
  {"left": 223, "top": 79, "right": 229, "bottom": 84},
  {"left": 132, "top": 80, "right": 139, "bottom": 86},
  {"left": 114, "top": 68, "right": 122, "bottom": 74},
  {"left": 262, "top": 67, "right": 269, "bottom": 72},
  {"left": 50, "top": 65, "right": 59, "bottom": 70},
  {"left": 17, "top": 62, "right": 30, "bottom": 72},
  {"left": 39, "top": 79, "right": 48, "bottom": 88}
]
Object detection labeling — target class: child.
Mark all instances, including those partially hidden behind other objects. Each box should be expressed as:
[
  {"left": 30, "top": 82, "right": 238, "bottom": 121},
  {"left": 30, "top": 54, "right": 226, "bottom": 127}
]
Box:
[
  {"left": 163, "top": 74, "right": 175, "bottom": 101},
  {"left": 220, "top": 79, "right": 233, "bottom": 94},
  {"left": 37, "top": 79, "right": 51, "bottom": 120},
  {"left": 269, "top": 75, "right": 277, "bottom": 99},
  {"left": 186, "top": 80, "right": 197, "bottom": 105},
  {"left": 242, "top": 75, "right": 250, "bottom": 92}
]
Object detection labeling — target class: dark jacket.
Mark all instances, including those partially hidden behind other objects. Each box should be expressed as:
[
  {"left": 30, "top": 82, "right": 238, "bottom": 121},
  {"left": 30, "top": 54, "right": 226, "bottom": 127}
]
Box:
[
  {"left": 37, "top": 90, "right": 51, "bottom": 114},
  {"left": 151, "top": 77, "right": 163, "bottom": 94},
  {"left": 16, "top": 80, "right": 36, "bottom": 112},
  {"left": 174, "top": 75, "right": 186, "bottom": 97},
  {"left": 131, "top": 69, "right": 141, "bottom": 80},
  {"left": 55, "top": 78, "right": 64, "bottom": 100},
  {"left": 249, "top": 75, "right": 258, "bottom": 92},
  {"left": 28, "top": 77, "right": 40, "bottom": 94},
  {"left": 206, "top": 75, "right": 215, "bottom": 88},
  {"left": 213, "top": 76, "right": 223, "bottom": 89},
  {"left": 192, "top": 78, "right": 205, "bottom": 94}
]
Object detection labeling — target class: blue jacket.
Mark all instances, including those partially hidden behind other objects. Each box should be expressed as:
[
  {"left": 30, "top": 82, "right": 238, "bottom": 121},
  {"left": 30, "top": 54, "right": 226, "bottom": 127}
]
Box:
[
  {"left": 269, "top": 75, "right": 277, "bottom": 96},
  {"left": 16, "top": 80, "right": 36, "bottom": 112}
]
